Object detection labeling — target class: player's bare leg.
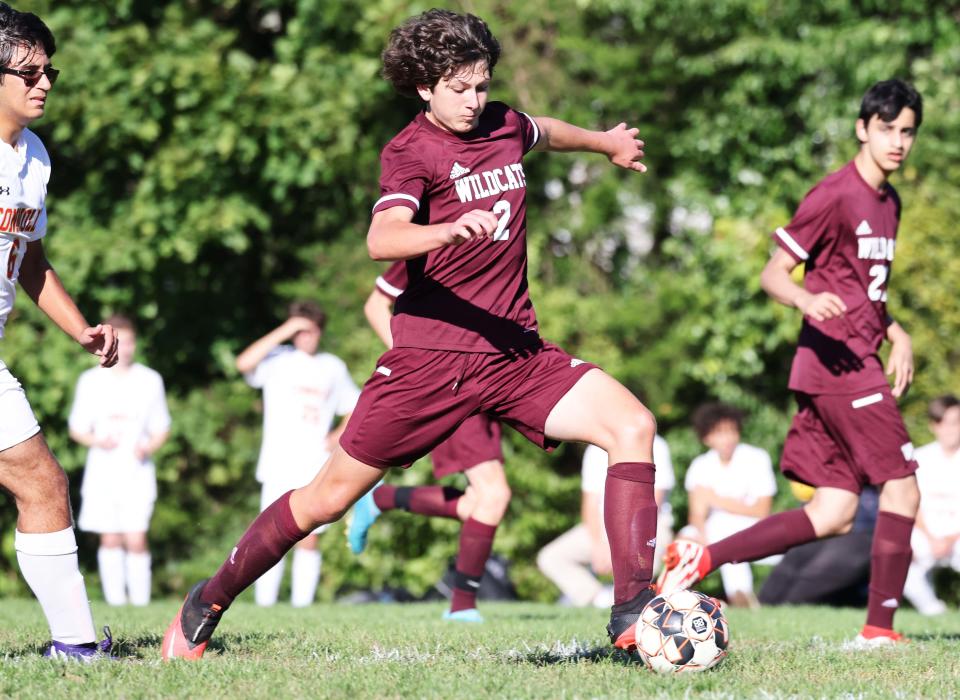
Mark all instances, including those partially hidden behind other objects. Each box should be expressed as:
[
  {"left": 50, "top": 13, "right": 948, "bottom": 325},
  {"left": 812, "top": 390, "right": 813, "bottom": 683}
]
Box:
[
  {"left": 162, "top": 446, "right": 383, "bottom": 660},
  {"left": 544, "top": 368, "right": 658, "bottom": 651},
  {"left": 0, "top": 433, "right": 108, "bottom": 658}
]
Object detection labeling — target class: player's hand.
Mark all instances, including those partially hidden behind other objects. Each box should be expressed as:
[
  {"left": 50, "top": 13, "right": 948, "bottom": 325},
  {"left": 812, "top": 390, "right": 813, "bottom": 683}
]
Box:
[
  {"left": 282, "top": 316, "right": 319, "bottom": 337},
  {"left": 79, "top": 323, "right": 118, "bottom": 367},
  {"left": 97, "top": 436, "right": 119, "bottom": 450},
  {"left": 134, "top": 443, "right": 149, "bottom": 461},
  {"left": 886, "top": 333, "right": 914, "bottom": 398},
  {"left": 930, "top": 536, "right": 952, "bottom": 560},
  {"left": 445, "top": 209, "right": 499, "bottom": 245},
  {"left": 605, "top": 122, "right": 647, "bottom": 173},
  {"left": 795, "top": 291, "right": 847, "bottom": 322}
]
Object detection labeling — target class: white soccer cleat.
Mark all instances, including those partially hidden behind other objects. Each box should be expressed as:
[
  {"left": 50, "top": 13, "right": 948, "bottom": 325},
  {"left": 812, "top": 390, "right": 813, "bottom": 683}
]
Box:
[{"left": 655, "top": 540, "right": 709, "bottom": 595}]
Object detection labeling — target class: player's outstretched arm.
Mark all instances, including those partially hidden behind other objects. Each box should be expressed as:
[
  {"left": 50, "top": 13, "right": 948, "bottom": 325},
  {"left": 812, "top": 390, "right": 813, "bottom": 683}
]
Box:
[
  {"left": 367, "top": 206, "right": 499, "bottom": 261},
  {"left": 19, "top": 240, "right": 119, "bottom": 367},
  {"left": 532, "top": 117, "right": 647, "bottom": 172},
  {"left": 760, "top": 248, "right": 847, "bottom": 321},
  {"left": 885, "top": 320, "right": 913, "bottom": 398},
  {"left": 235, "top": 316, "right": 316, "bottom": 375}
]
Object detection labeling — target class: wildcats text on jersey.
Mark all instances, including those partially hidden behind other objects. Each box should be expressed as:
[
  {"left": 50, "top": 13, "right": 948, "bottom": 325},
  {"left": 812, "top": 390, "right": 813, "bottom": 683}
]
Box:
[
  {"left": 0, "top": 207, "right": 41, "bottom": 234},
  {"left": 857, "top": 237, "right": 895, "bottom": 261},
  {"left": 454, "top": 163, "right": 527, "bottom": 203}
]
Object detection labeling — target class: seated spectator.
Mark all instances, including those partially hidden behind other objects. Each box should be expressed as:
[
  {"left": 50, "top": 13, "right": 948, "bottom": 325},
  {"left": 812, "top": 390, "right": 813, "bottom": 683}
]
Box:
[
  {"left": 537, "top": 437, "right": 675, "bottom": 608},
  {"left": 680, "top": 402, "right": 776, "bottom": 608},
  {"left": 760, "top": 485, "right": 878, "bottom": 607},
  {"left": 903, "top": 395, "right": 960, "bottom": 615}
]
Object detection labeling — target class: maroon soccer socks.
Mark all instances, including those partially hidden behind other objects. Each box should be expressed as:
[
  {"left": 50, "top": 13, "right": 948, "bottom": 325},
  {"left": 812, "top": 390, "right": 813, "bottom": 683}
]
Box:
[
  {"left": 450, "top": 518, "right": 498, "bottom": 612},
  {"left": 707, "top": 508, "right": 817, "bottom": 569},
  {"left": 604, "top": 462, "right": 658, "bottom": 605},
  {"left": 865, "top": 511, "right": 914, "bottom": 630},
  {"left": 373, "top": 484, "right": 463, "bottom": 520},
  {"left": 201, "top": 490, "right": 307, "bottom": 608}
]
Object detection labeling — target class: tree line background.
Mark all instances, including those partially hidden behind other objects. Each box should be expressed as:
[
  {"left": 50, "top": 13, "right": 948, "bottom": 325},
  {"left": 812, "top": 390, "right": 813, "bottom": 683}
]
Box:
[{"left": 1, "top": 0, "right": 957, "bottom": 603}]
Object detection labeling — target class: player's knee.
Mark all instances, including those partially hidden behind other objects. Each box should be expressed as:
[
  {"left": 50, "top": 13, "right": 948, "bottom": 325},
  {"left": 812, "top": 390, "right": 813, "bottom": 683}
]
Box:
[
  {"left": 610, "top": 404, "right": 657, "bottom": 451},
  {"left": 18, "top": 460, "right": 69, "bottom": 508},
  {"left": 481, "top": 480, "right": 511, "bottom": 512}
]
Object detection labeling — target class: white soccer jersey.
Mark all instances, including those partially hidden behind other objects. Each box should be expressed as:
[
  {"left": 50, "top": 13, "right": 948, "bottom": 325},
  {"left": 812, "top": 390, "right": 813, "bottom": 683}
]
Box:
[
  {"left": 69, "top": 363, "right": 171, "bottom": 501},
  {"left": 245, "top": 347, "right": 360, "bottom": 484},
  {"left": 914, "top": 441, "right": 960, "bottom": 539},
  {"left": 581, "top": 436, "right": 676, "bottom": 500},
  {"left": 684, "top": 442, "right": 776, "bottom": 529},
  {"left": 0, "top": 128, "right": 49, "bottom": 338}
]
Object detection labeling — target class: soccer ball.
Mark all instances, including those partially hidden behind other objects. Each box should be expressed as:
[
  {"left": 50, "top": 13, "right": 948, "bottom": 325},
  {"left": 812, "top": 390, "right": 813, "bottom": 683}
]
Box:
[{"left": 635, "top": 589, "right": 729, "bottom": 673}]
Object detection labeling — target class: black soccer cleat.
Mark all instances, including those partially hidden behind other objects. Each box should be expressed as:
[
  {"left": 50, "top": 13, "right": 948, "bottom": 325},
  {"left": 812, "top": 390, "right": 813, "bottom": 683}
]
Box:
[{"left": 606, "top": 586, "right": 657, "bottom": 651}]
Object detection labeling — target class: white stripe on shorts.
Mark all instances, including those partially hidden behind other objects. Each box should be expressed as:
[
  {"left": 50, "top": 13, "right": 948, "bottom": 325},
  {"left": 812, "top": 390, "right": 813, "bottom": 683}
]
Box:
[
  {"left": 851, "top": 392, "right": 883, "bottom": 409},
  {"left": 376, "top": 365, "right": 392, "bottom": 377}
]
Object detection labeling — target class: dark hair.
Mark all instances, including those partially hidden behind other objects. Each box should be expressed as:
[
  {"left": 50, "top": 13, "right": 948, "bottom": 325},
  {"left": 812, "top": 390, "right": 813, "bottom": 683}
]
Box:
[
  {"left": 382, "top": 9, "right": 500, "bottom": 98},
  {"left": 105, "top": 314, "right": 136, "bottom": 334},
  {"left": 859, "top": 79, "right": 923, "bottom": 129},
  {"left": 692, "top": 402, "right": 744, "bottom": 441},
  {"left": 928, "top": 394, "right": 959, "bottom": 423},
  {"left": 0, "top": 2, "right": 55, "bottom": 75},
  {"left": 288, "top": 300, "right": 326, "bottom": 330}
]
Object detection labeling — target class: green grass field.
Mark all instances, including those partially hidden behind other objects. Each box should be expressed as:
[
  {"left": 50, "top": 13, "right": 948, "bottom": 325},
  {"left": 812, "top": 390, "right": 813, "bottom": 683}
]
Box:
[{"left": 1, "top": 600, "right": 958, "bottom": 699}]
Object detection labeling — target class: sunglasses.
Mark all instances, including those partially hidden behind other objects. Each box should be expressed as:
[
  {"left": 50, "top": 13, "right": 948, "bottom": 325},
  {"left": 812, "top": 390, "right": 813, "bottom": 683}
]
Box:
[{"left": 0, "top": 64, "right": 59, "bottom": 87}]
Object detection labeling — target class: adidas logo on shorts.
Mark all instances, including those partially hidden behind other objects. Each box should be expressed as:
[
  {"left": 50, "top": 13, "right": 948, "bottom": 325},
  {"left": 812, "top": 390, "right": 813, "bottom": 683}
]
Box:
[{"left": 449, "top": 162, "right": 471, "bottom": 179}]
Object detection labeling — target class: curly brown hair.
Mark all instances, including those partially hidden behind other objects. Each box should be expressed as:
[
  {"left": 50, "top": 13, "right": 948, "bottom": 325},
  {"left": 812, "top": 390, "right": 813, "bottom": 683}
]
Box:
[
  {"left": 382, "top": 9, "right": 500, "bottom": 98},
  {"left": 692, "top": 402, "right": 744, "bottom": 441}
]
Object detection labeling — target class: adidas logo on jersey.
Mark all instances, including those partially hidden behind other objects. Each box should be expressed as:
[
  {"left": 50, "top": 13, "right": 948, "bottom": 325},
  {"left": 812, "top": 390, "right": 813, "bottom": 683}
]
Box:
[
  {"left": 449, "top": 162, "right": 471, "bottom": 179},
  {"left": 855, "top": 219, "right": 873, "bottom": 236}
]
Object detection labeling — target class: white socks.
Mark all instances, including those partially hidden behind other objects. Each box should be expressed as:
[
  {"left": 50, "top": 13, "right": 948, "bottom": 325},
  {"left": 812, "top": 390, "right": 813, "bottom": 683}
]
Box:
[
  {"left": 125, "top": 552, "right": 151, "bottom": 606},
  {"left": 97, "top": 547, "right": 126, "bottom": 606},
  {"left": 15, "top": 528, "right": 96, "bottom": 645},
  {"left": 255, "top": 559, "right": 284, "bottom": 607},
  {"left": 291, "top": 549, "right": 321, "bottom": 608},
  {"left": 254, "top": 548, "right": 322, "bottom": 606}
]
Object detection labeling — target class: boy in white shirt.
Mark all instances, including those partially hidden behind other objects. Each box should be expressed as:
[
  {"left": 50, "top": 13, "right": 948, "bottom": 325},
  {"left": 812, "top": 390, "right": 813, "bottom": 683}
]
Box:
[
  {"left": 69, "top": 315, "right": 170, "bottom": 606},
  {"left": 681, "top": 403, "right": 776, "bottom": 607},
  {"left": 903, "top": 395, "right": 960, "bottom": 615},
  {"left": 537, "top": 438, "right": 675, "bottom": 607},
  {"left": 236, "top": 301, "right": 359, "bottom": 607},
  {"left": 1, "top": 2, "right": 117, "bottom": 660}
]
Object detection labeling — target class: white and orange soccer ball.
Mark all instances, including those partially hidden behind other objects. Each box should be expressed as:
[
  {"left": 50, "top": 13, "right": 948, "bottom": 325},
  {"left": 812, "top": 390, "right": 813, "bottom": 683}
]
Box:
[{"left": 635, "top": 589, "right": 729, "bottom": 673}]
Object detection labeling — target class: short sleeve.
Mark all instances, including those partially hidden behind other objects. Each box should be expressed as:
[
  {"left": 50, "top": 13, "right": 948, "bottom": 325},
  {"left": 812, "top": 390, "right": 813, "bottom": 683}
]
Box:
[
  {"left": 333, "top": 361, "right": 361, "bottom": 416},
  {"left": 515, "top": 111, "right": 541, "bottom": 154},
  {"left": 580, "top": 445, "right": 608, "bottom": 494},
  {"left": 372, "top": 146, "right": 431, "bottom": 216},
  {"left": 146, "top": 372, "right": 172, "bottom": 435},
  {"left": 772, "top": 184, "right": 836, "bottom": 263},
  {"left": 684, "top": 454, "right": 707, "bottom": 492},
  {"left": 244, "top": 347, "right": 289, "bottom": 389},
  {"left": 653, "top": 435, "right": 675, "bottom": 491},
  {"left": 68, "top": 370, "right": 96, "bottom": 434},
  {"left": 375, "top": 261, "right": 408, "bottom": 300}
]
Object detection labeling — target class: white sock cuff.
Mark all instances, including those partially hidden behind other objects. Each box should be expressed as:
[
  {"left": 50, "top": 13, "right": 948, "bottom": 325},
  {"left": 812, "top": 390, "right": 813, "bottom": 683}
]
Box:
[
  {"left": 126, "top": 551, "right": 151, "bottom": 563},
  {"left": 15, "top": 528, "right": 78, "bottom": 556}
]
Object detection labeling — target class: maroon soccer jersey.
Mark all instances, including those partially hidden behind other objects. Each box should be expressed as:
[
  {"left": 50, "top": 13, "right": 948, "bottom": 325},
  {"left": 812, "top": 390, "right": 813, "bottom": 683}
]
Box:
[
  {"left": 773, "top": 161, "right": 901, "bottom": 394},
  {"left": 375, "top": 260, "right": 408, "bottom": 301},
  {"left": 371, "top": 102, "right": 541, "bottom": 353}
]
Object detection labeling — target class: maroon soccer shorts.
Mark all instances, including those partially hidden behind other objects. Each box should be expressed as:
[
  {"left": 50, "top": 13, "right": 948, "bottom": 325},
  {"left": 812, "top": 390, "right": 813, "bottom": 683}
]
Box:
[
  {"left": 780, "top": 386, "right": 918, "bottom": 493},
  {"left": 429, "top": 414, "right": 504, "bottom": 478},
  {"left": 340, "top": 342, "right": 596, "bottom": 469}
]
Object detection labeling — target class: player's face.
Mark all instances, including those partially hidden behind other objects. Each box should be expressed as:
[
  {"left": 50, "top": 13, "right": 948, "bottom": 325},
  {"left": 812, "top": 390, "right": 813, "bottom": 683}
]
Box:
[
  {"left": 856, "top": 108, "right": 917, "bottom": 175},
  {"left": 0, "top": 44, "right": 54, "bottom": 133},
  {"left": 116, "top": 329, "right": 136, "bottom": 368},
  {"left": 417, "top": 61, "right": 490, "bottom": 134},
  {"left": 292, "top": 320, "right": 321, "bottom": 354},
  {"left": 931, "top": 406, "right": 960, "bottom": 453},
  {"left": 702, "top": 420, "right": 740, "bottom": 464}
]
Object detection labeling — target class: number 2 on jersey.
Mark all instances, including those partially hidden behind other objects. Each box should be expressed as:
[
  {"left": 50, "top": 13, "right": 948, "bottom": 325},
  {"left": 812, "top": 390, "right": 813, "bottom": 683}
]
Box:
[
  {"left": 492, "top": 200, "right": 510, "bottom": 241},
  {"left": 867, "top": 264, "right": 888, "bottom": 302}
]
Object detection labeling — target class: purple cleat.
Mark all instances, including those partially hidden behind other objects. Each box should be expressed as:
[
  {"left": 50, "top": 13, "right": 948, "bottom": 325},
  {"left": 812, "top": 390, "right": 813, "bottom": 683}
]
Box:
[{"left": 44, "top": 626, "right": 114, "bottom": 662}]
